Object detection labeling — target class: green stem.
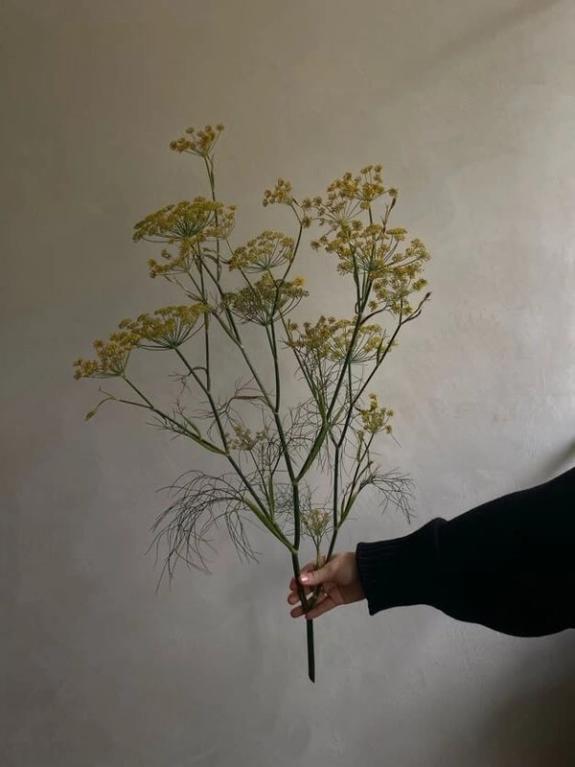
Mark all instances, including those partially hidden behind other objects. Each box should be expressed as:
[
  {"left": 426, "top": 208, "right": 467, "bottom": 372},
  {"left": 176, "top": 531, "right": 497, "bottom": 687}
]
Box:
[
  {"left": 198, "top": 259, "right": 304, "bottom": 552},
  {"left": 204, "top": 156, "right": 221, "bottom": 280},
  {"left": 290, "top": 551, "right": 316, "bottom": 681},
  {"left": 172, "top": 346, "right": 287, "bottom": 541},
  {"left": 306, "top": 618, "right": 315, "bottom": 683},
  {"left": 197, "top": 263, "right": 211, "bottom": 391},
  {"left": 122, "top": 376, "right": 226, "bottom": 455}
]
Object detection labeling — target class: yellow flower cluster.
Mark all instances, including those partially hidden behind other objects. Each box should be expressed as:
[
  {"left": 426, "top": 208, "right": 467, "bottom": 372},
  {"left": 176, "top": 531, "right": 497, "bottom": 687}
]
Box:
[
  {"left": 311, "top": 220, "right": 408, "bottom": 276},
  {"left": 146, "top": 243, "right": 191, "bottom": 279},
  {"left": 370, "top": 238, "right": 430, "bottom": 316},
  {"left": 262, "top": 178, "right": 293, "bottom": 207},
  {"left": 73, "top": 333, "right": 135, "bottom": 380},
  {"left": 228, "top": 230, "right": 295, "bottom": 272},
  {"left": 309, "top": 217, "right": 429, "bottom": 316},
  {"left": 293, "top": 168, "right": 429, "bottom": 316},
  {"left": 117, "top": 304, "right": 207, "bottom": 349},
  {"left": 324, "top": 165, "right": 387, "bottom": 212},
  {"left": 73, "top": 304, "right": 207, "bottom": 379},
  {"left": 357, "top": 393, "right": 394, "bottom": 434},
  {"left": 168, "top": 123, "right": 224, "bottom": 157},
  {"left": 228, "top": 423, "right": 268, "bottom": 451},
  {"left": 386, "top": 227, "right": 408, "bottom": 241},
  {"left": 301, "top": 508, "right": 331, "bottom": 539},
  {"left": 263, "top": 165, "right": 390, "bottom": 227},
  {"left": 223, "top": 273, "right": 307, "bottom": 325},
  {"left": 286, "top": 316, "right": 384, "bottom": 364},
  {"left": 301, "top": 165, "right": 393, "bottom": 232},
  {"left": 146, "top": 239, "right": 223, "bottom": 280},
  {"left": 133, "top": 197, "right": 236, "bottom": 245},
  {"left": 327, "top": 321, "right": 385, "bottom": 363},
  {"left": 286, "top": 316, "right": 346, "bottom": 359}
]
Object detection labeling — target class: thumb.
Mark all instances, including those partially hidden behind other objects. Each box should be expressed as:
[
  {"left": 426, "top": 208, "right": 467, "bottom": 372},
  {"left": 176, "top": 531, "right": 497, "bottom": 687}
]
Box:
[{"left": 300, "top": 561, "right": 332, "bottom": 586}]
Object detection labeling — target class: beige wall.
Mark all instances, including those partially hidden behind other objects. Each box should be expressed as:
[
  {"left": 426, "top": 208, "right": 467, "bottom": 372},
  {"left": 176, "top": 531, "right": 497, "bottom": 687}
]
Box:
[{"left": 2, "top": 1, "right": 575, "bottom": 765}]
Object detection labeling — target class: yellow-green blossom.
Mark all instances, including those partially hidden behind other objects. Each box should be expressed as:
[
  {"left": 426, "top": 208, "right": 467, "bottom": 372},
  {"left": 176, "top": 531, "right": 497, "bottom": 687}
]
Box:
[
  {"left": 133, "top": 197, "right": 236, "bottom": 245},
  {"left": 73, "top": 304, "right": 207, "bottom": 379},
  {"left": 73, "top": 331, "right": 137, "bottom": 380},
  {"left": 301, "top": 508, "right": 331, "bottom": 540},
  {"left": 117, "top": 304, "right": 208, "bottom": 350},
  {"left": 146, "top": 242, "right": 191, "bottom": 279},
  {"left": 228, "top": 230, "right": 295, "bottom": 272},
  {"left": 305, "top": 166, "right": 429, "bottom": 318},
  {"left": 357, "top": 393, "right": 394, "bottom": 434},
  {"left": 371, "top": 238, "right": 430, "bottom": 316},
  {"left": 262, "top": 178, "right": 294, "bottom": 207},
  {"left": 311, "top": 218, "right": 429, "bottom": 316},
  {"left": 307, "top": 165, "right": 389, "bottom": 231},
  {"left": 228, "top": 423, "right": 268, "bottom": 451},
  {"left": 223, "top": 273, "right": 307, "bottom": 325},
  {"left": 169, "top": 123, "right": 224, "bottom": 157},
  {"left": 286, "top": 316, "right": 385, "bottom": 364}
]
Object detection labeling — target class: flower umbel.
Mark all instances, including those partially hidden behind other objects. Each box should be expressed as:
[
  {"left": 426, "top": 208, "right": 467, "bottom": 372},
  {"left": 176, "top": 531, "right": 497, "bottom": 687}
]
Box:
[
  {"left": 117, "top": 304, "right": 208, "bottom": 350},
  {"left": 228, "top": 230, "right": 295, "bottom": 272},
  {"left": 307, "top": 165, "right": 388, "bottom": 231},
  {"left": 301, "top": 507, "right": 331, "bottom": 549},
  {"left": 169, "top": 123, "right": 225, "bottom": 157},
  {"left": 228, "top": 423, "right": 269, "bottom": 451},
  {"left": 223, "top": 273, "right": 308, "bottom": 325},
  {"left": 133, "top": 197, "right": 236, "bottom": 245},
  {"left": 357, "top": 393, "right": 394, "bottom": 434},
  {"left": 285, "top": 316, "right": 386, "bottom": 365},
  {"left": 73, "top": 332, "right": 137, "bottom": 380},
  {"left": 73, "top": 304, "right": 207, "bottom": 379},
  {"left": 262, "top": 178, "right": 294, "bottom": 207},
  {"left": 311, "top": 220, "right": 429, "bottom": 316}
]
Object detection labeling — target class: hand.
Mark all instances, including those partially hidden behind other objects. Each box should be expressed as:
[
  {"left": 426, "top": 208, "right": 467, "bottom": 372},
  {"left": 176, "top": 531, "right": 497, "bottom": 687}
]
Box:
[{"left": 287, "top": 551, "right": 366, "bottom": 620}]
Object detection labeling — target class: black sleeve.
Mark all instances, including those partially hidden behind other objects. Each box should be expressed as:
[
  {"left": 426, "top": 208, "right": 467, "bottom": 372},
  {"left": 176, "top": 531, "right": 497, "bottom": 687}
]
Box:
[{"left": 355, "top": 465, "right": 575, "bottom": 636}]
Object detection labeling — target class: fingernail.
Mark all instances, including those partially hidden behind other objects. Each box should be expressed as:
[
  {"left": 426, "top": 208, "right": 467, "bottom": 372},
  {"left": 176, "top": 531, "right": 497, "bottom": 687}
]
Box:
[{"left": 300, "top": 574, "right": 309, "bottom": 583}]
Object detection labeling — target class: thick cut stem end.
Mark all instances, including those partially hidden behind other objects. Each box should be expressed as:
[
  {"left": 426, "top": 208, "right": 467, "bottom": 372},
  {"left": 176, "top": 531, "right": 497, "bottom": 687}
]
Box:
[{"left": 306, "top": 618, "right": 315, "bottom": 683}]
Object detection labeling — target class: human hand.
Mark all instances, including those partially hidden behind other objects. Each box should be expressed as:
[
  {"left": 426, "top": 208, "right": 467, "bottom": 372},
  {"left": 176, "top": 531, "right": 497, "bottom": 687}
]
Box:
[{"left": 287, "top": 551, "right": 366, "bottom": 620}]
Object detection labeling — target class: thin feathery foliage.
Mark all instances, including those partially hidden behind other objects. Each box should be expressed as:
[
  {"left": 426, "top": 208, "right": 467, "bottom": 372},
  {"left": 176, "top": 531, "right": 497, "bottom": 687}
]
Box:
[{"left": 73, "top": 122, "right": 432, "bottom": 682}]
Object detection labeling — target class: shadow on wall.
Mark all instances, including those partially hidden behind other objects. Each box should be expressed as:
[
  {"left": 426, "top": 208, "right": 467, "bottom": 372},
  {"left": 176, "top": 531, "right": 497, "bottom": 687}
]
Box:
[
  {"left": 382, "top": 0, "right": 563, "bottom": 100},
  {"left": 527, "top": 439, "right": 575, "bottom": 487},
  {"left": 454, "top": 439, "right": 575, "bottom": 767},
  {"left": 476, "top": 633, "right": 575, "bottom": 766}
]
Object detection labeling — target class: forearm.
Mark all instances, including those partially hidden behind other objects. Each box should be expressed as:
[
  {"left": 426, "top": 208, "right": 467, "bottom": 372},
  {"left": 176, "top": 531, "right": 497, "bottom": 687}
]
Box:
[
  {"left": 435, "top": 466, "right": 575, "bottom": 575},
  {"left": 356, "top": 465, "right": 575, "bottom": 635},
  {"left": 431, "top": 568, "right": 575, "bottom": 637}
]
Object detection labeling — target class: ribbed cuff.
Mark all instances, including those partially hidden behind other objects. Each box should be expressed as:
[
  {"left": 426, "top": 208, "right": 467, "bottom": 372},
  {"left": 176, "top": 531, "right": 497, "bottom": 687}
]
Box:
[{"left": 355, "top": 517, "right": 446, "bottom": 616}]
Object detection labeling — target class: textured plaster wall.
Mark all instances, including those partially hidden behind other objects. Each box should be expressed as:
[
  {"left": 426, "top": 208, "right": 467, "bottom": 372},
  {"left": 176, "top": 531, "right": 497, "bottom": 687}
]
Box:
[{"left": 2, "top": 1, "right": 575, "bottom": 765}]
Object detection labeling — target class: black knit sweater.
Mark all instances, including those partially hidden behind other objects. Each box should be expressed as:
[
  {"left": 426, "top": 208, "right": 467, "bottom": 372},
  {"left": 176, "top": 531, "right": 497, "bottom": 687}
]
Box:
[{"left": 355, "top": 466, "right": 575, "bottom": 637}]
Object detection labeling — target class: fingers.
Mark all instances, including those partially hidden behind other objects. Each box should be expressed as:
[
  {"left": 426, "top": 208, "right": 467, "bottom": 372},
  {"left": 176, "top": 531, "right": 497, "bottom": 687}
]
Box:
[
  {"left": 287, "top": 558, "right": 338, "bottom": 620},
  {"left": 287, "top": 581, "right": 318, "bottom": 605},
  {"left": 288, "top": 561, "right": 317, "bottom": 593},
  {"left": 289, "top": 589, "right": 335, "bottom": 620}
]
